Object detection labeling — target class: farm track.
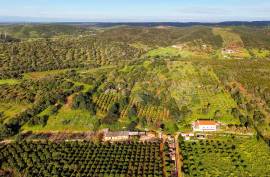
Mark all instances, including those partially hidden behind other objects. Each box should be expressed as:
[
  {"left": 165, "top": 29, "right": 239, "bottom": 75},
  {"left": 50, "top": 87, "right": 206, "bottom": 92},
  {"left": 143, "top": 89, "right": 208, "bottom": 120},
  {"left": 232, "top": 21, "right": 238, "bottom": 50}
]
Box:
[
  {"left": 175, "top": 133, "right": 183, "bottom": 177},
  {"left": 160, "top": 141, "right": 167, "bottom": 177}
]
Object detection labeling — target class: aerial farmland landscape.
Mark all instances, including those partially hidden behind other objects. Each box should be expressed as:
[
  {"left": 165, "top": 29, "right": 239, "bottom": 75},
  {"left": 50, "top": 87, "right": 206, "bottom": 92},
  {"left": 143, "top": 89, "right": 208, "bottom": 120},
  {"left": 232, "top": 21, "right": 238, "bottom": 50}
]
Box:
[{"left": 0, "top": 0, "right": 270, "bottom": 177}]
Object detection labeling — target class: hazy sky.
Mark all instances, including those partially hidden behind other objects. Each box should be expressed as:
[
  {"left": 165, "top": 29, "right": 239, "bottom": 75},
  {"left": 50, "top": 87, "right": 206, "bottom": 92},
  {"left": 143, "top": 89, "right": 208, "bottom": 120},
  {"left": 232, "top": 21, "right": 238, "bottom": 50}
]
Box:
[{"left": 0, "top": 0, "right": 270, "bottom": 22}]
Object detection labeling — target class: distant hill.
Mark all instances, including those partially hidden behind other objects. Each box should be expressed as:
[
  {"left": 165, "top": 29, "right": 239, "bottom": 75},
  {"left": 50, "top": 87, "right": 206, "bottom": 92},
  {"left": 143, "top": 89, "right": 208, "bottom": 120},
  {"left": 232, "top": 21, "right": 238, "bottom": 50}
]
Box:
[
  {"left": 0, "top": 24, "right": 90, "bottom": 38},
  {"left": 1, "top": 21, "right": 270, "bottom": 28},
  {"left": 43, "top": 21, "right": 270, "bottom": 27}
]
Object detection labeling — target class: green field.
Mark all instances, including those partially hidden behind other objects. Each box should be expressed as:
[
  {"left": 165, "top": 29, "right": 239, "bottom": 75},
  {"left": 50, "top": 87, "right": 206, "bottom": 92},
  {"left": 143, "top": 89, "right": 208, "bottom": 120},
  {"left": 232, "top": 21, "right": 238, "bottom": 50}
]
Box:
[
  {"left": 23, "top": 69, "right": 70, "bottom": 80},
  {"left": 146, "top": 47, "right": 184, "bottom": 58},
  {"left": 23, "top": 106, "right": 99, "bottom": 132},
  {"left": 0, "top": 79, "right": 20, "bottom": 85},
  {"left": 0, "top": 102, "right": 32, "bottom": 123}
]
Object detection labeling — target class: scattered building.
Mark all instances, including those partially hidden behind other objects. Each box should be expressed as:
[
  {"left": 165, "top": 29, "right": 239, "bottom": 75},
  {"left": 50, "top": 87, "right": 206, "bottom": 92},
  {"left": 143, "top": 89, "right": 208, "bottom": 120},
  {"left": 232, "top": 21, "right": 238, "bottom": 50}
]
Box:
[
  {"left": 196, "top": 133, "right": 206, "bottom": 139},
  {"left": 104, "top": 131, "right": 130, "bottom": 141},
  {"left": 167, "top": 135, "right": 176, "bottom": 161},
  {"left": 139, "top": 132, "right": 158, "bottom": 142},
  {"left": 103, "top": 130, "right": 147, "bottom": 141},
  {"left": 222, "top": 49, "right": 235, "bottom": 54},
  {"left": 181, "top": 132, "right": 195, "bottom": 141},
  {"left": 192, "top": 120, "right": 219, "bottom": 132}
]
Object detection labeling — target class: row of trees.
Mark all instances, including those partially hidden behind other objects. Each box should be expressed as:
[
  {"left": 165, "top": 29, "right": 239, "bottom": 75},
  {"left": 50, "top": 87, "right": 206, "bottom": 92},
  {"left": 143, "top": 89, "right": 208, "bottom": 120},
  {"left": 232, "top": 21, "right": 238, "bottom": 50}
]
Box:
[
  {"left": 180, "top": 139, "right": 249, "bottom": 177},
  {"left": 0, "top": 141, "right": 166, "bottom": 177}
]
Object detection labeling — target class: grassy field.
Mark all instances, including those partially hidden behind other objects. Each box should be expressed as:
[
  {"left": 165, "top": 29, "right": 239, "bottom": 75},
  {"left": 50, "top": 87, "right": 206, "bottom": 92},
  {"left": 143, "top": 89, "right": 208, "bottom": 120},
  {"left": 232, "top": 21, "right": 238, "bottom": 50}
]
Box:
[
  {"left": 22, "top": 106, "right": 99, "bottom": 132},
  {"left": 146, "top": 43, "right": 218, "bottom": 61},
  {"left": 68, "top": 80, "right": 94, "bottom": 92},
  {"left": 129, "top": 42, "right": 152, "bottom": 51},
  {"left": 78, "top": 65, "right": 117, "bottom": 75},
  {"left": 23, "top": 69, "right": 70, "bottom": 79},
  {"left": 146, "top": 47, "right": 184, "bottom": 58},
  {"left": 145, "top": 46, "right": 209, "bottom": 59},
  {"left": 0, "top": 79, "right": 20, "bottom": 85},
  {"left": 0, "top": 102, "right": 32, "bottom": 123}
]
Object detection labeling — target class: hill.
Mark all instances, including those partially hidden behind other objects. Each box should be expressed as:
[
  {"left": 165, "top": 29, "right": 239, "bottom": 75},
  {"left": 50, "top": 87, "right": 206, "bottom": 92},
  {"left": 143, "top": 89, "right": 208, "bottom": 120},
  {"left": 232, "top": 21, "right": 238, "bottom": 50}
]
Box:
[
  {"left": 0, "top": 24, "right": 269, "bottom": 140},
  {"left": 0, "top": 24, "right": 90, "bottom": 38},
  {"left": 0, "top": 23, "right": 270, "bottom": 177}
]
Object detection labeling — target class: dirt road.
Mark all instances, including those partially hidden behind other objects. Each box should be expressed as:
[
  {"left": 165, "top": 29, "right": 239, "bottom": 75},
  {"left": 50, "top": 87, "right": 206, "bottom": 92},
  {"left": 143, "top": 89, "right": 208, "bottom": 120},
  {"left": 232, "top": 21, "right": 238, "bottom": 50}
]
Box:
[{"left": 175, "top": 133, "right": 183, "bottom": 177}]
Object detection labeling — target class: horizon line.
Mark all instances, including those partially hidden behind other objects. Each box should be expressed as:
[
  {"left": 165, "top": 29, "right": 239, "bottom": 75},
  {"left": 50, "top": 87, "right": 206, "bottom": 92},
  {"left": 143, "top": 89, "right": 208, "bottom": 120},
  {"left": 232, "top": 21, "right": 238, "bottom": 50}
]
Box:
[{"left": 1, "top": 20, "right": 270, "bottom": 24}]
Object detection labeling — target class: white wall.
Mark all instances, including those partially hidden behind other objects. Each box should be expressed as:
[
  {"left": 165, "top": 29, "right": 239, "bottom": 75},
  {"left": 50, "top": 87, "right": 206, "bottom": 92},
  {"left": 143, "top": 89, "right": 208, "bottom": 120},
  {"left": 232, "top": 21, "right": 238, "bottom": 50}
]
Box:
[{"left": 192, "top": 125, "right": 217, "bottom": 132}]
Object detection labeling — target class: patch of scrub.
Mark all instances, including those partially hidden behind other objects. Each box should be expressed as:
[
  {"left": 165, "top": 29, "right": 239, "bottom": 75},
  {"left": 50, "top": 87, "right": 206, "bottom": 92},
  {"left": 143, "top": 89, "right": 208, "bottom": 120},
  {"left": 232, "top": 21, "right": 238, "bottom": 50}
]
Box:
[{"left": 23, "top": 106, "right": 99, "bottom": 132}]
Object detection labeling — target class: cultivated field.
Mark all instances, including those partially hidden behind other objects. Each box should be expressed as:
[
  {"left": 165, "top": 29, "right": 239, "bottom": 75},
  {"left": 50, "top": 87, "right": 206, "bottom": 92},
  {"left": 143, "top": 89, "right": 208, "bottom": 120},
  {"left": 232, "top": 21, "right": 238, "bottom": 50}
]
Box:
[
  {"left": 0, "top": 141, "right": 172, "bottom": 177},
  {"left": 180, "top": 136, "right": 270, "bottom": 177}
]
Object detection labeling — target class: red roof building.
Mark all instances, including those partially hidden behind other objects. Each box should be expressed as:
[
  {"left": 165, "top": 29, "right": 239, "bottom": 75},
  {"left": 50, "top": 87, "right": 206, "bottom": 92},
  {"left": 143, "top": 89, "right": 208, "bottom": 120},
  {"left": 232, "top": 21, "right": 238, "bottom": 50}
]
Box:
[{"left": 192, "top": 120, "right": 219, "bottom": 132}]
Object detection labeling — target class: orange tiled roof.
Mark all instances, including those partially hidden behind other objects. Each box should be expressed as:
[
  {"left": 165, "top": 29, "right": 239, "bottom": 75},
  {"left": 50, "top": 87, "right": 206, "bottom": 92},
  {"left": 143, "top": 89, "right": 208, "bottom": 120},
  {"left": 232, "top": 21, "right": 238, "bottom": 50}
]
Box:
[{"left": 194, "top": 120, "right": 217, "bottom": 126}]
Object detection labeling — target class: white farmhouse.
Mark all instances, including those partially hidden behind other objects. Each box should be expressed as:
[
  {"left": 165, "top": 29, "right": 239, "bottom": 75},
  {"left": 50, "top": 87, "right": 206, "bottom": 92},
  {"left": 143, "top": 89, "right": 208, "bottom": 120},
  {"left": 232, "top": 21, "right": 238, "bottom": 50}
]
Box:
[{"left": 192, "top": 120, "right": 219, "bottom": 132}]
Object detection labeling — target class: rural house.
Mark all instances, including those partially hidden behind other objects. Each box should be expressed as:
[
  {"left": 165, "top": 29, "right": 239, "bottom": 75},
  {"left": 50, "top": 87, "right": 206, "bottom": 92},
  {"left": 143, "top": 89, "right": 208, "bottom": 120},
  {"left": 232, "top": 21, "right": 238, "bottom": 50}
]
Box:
[{"left": 192, "top": 120, "right": 219, "bottom": 132}]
